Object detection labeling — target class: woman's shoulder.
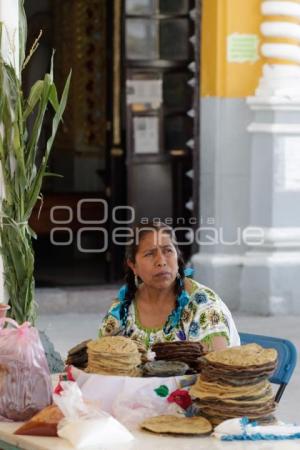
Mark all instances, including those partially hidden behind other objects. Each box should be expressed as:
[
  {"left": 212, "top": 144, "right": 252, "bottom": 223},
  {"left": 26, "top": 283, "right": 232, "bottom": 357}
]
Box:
[
  {"left": 111, "top": 297, "right": 122, "bottom": 307},
  {"left": 99, "top": 295, "right": 130, "bottom": 337},
  {"left": 185, "top": 278, "right": 221, "bottom": 304},
  {"left": 105, "top": 284, "right": 129, "bottom": 313}
]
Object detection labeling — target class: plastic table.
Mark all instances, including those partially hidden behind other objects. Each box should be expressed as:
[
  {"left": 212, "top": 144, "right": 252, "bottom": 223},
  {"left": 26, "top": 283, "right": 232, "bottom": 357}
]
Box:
[{"left": 0, "top": 422, "right": 300, "bottom": 450}]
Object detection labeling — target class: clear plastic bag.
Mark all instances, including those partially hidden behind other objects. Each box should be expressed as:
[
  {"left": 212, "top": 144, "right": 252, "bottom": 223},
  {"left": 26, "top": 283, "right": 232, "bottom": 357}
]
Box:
[
  {"left": 70, "top": 366, "right": 194, "bottom": 430},
  {"left": 112, "top": 378, "right": 183, "bottom": 430},
  {"left": 0, "top": 318, "right": 52, "bottom": 421},
  {"left": 54, "top": 382, "right": 134, "bottom": 449}
]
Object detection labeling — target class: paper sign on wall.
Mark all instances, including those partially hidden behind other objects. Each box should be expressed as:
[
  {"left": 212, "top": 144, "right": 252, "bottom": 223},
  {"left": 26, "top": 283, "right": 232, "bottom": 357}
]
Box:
[
  {"left": 133, "top": 116, "right": 159, "bottom": 154},
  {"left": 127, "top": 80, "right": 162, "bottom": 106},
  {"left": 227, "top": 33, "right": 259, "bottom": 63}
]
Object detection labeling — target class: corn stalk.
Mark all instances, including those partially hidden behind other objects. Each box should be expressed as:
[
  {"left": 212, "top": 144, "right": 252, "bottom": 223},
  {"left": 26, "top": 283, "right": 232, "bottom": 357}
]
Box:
[{"left": 0, "top": 1, "right": 71, "bottom": 324}]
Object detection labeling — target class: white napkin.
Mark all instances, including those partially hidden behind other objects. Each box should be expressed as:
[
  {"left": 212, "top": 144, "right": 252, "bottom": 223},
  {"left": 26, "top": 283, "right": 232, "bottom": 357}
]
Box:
[{"left": 213, "top": 417, "right": 300, "bottom": 441}]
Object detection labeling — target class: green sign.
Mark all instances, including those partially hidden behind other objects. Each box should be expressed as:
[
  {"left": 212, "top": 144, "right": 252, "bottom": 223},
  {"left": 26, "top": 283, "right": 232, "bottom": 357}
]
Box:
[{"left": 227, "top": 33, "right": 259, "bottom": 63}]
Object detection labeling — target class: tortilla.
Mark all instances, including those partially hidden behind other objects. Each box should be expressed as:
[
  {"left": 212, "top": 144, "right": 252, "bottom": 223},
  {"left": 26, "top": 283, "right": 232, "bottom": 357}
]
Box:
[
  {"left": 141, "top": 415, "right": 212, "bottom": 435},
  {"left": 203, "top": 344, "right": 277, "bottom": 367}
]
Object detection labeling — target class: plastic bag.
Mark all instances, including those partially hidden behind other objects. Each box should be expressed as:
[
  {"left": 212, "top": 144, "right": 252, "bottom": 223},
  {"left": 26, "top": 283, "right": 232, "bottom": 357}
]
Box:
[
  {"left": 54, "top": 381, "right": 134, "bottom": 449},
  {"left": 0, "top": 318, "right": 52, "bottom": 421},
  {"left": 70, "top": 366, "right": 195, "bottom": 429},
  {"left": 112, "top": 378, "right": 184, "bottom": 430},
  {"left": 213, "top": 417, "right": 300, "bottom": 440}
]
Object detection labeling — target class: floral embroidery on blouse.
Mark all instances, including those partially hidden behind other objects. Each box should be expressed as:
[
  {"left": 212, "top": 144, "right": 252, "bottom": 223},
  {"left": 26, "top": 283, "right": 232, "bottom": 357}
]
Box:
[{"left": 99, "top": 278, "right": 238, "bottom": 350}]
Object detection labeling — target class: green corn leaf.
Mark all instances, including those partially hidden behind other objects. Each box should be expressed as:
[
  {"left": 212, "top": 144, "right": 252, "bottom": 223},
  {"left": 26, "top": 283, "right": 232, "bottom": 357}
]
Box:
[
  {"left": 24, "top": 156, "right": 47, "bottom": 219},
  {"left": 23, "top": 79, "right": 44, "bottom": 121},
  {"left": 49, "top": 83, "right": 59, "bottom": 113},
  {"left": 0, "top": 10, "right": 71, "bottom": 324},
  {"left": 25, "top": 71, "right": 71, "bottom": 217},
  {"left": 27, "top": 225, "right": 37, "bottom": 240},
  {"left": 49, "top": 50, "right": 55, "bottom": 83},
  {"left": 12, "top": 122, "right": 26, "bottom": 181},
  {"left": 0, "top": 134, "right": 4, "bottom": 160},
  {"left": 28, "top": 163, "right": 37, "bottom": 185},
  {"left": 45, "top": 71, "right": 71, "bottom": 159},
  {"left": 44, "top": 172, "right": 63, "bottom": 178},
  {"left": 6, "top": 232, "right": 25, "bottom": 285},
  {"left": 18, "top": 0, "right": 27, "bottom": 75},
  {"left": 25, "top": 74, "right": 52, "bottom": 169}
]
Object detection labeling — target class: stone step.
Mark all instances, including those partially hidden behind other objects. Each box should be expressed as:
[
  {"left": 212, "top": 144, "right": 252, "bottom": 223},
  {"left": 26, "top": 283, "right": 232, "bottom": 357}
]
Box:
[{"left": 36, "top": 285, "right": 119, "bottom": 314}]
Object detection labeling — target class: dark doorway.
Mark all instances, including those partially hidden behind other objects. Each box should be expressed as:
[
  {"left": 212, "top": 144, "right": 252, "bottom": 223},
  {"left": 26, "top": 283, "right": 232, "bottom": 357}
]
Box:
[
  {"left": 24, "top": 0, "right": 200, "bottom": 286},
  {"left": 24, "top": 0, "right": 126, "bottom": 286}
]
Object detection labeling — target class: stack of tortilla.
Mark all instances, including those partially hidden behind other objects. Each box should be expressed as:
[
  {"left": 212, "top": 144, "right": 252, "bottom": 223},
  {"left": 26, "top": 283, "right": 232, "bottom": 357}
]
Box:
[
  {"left": 66, "top": 339, "right": 91, "bottom": 369},
  {"left": 132, "top": 340, "right": 149, "bottom": 364},
  {"left": 190, "top": 343, "right": 278, "bottom": 425},
  {"left": 152, "top": 341, "right": 205, "bottom": 372},
  {"left": 86, "top": 336, "right": 142, "bottom": 376}
]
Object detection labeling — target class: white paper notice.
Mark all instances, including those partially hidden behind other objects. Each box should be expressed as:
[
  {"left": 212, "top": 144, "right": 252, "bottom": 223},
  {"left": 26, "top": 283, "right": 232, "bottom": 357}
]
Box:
[
  {"left": 127, "top": 80, "right": 162, "bottom": 106},
  {"left": 133, "top": 116, "right": 159, "bottom": 154}
]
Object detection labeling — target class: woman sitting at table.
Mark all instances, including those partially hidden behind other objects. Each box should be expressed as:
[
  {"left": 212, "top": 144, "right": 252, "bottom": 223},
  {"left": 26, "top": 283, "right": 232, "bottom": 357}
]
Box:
[{"left": 99, "top": 221, "right": 240, "bottom": 351}]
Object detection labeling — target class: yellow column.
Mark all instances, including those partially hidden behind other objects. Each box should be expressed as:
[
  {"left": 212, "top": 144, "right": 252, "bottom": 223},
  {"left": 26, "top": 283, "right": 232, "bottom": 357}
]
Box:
[{"left": 201, "top": 0, "right": 264, "bottom": 98}]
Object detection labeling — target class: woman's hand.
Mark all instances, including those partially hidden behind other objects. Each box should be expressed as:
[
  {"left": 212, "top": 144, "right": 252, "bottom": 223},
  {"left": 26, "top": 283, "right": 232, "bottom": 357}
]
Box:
[{"left": 202, "top": 335, "right": 228, "bottom": 353}]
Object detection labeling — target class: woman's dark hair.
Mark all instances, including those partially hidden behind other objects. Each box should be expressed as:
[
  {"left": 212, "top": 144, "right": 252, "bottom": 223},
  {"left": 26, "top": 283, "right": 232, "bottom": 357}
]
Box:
[{"left": 124, "top": 220, "right": 186, "bottom": 301}]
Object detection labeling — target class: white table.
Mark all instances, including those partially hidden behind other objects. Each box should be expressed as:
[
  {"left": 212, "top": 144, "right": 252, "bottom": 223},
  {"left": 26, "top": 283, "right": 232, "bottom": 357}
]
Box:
[{"left": 0, "top": 422, "right": 300, "bottom": 450}]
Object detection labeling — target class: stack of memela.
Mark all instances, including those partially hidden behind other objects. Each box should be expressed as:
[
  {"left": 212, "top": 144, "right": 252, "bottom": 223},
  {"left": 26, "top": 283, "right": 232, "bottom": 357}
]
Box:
[
  {"left": 190, "top": 343, "right": 278, "bottom": 425},
  {"left": 66, "top": 339, "right": 91, "bottom": 369},
  {"left": 152, "top": 341, "right": 205, "bottom": 372},
  {"left": 86, "top": 336, "right": 142, "bottom": 376}
]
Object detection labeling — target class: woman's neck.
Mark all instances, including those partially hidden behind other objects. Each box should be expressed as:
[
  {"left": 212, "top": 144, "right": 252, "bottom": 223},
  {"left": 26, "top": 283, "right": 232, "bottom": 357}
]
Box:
[
  {"left": 135, "top": 283, "right": 177, "bottom": 329},
  {"left": 137, "top": 283, "right": 176, "bottom": 307}
]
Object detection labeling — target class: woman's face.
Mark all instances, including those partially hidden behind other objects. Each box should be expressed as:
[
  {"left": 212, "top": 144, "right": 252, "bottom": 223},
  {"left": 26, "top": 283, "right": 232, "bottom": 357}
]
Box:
[{"left": 128, "top": 229, "right": 179, "bottom": 290}]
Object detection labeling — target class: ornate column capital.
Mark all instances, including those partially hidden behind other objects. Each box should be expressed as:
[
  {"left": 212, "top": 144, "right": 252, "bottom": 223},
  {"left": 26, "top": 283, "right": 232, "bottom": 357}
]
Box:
[{"left": 255, "top": 0, "right": 300, "bottom": 98}]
